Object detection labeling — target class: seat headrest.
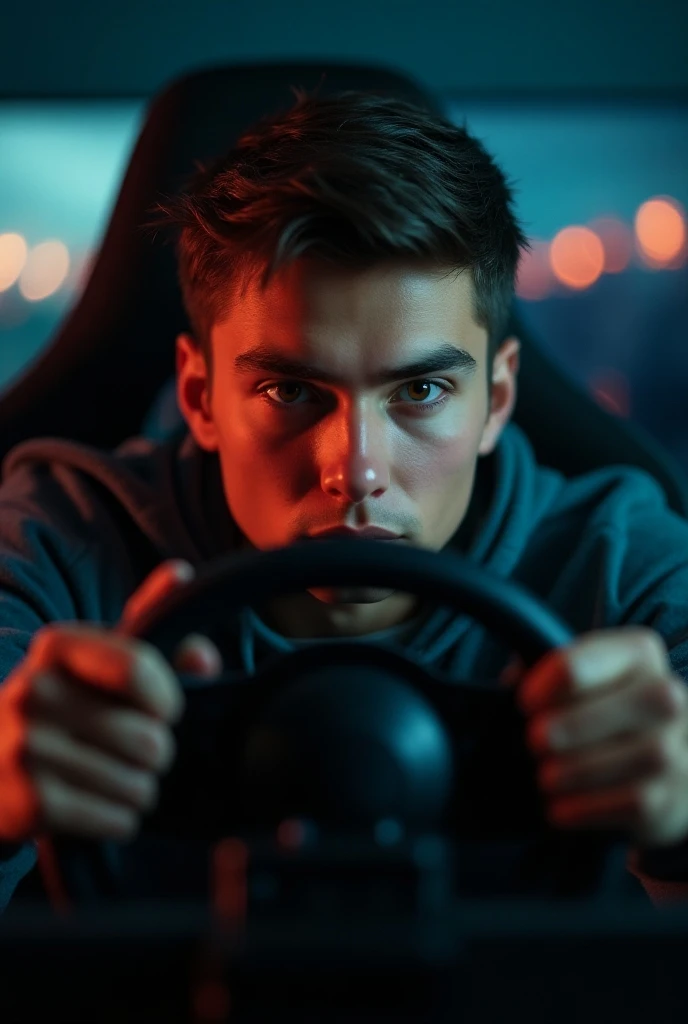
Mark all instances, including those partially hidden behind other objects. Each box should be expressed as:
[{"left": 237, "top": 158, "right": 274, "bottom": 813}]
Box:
[{"left": 0, "top": 63, "right": 442, "bottom": 459}]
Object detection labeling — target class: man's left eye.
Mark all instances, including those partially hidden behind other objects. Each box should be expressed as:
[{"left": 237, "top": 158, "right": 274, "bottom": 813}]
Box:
[{"left": 396, "top": 380, "right": 446, "bottom": 404}]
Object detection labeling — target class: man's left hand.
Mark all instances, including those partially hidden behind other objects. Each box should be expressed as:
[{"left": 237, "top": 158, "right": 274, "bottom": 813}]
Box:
[{"left": 505, "top": 626, "right": 688, "bottom": 847}]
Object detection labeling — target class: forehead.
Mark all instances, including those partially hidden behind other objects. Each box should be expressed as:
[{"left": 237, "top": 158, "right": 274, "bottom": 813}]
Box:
[{"left": 211, "top": 260, "right": 486, "bottom": 374}]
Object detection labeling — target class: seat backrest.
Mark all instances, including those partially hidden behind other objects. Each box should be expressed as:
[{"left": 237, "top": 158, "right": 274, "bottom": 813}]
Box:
[{"left": 1, "top": 61, "right": 687, "bottom": 517}]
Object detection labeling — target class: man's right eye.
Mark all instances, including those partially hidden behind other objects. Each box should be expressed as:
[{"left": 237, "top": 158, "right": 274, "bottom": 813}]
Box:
[{"left": 259, "top": 381, "right": 316, "bottom": 408}]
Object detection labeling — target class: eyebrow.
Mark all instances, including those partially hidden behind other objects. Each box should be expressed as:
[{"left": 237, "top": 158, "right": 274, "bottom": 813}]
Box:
[{"left": 233, "top": 342, "right": 478, "bottom": 386}]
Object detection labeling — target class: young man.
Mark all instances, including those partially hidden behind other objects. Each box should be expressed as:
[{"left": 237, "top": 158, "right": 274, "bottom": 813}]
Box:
[{"left": 1, "top": 89, "right": 688, "bottom": 911}]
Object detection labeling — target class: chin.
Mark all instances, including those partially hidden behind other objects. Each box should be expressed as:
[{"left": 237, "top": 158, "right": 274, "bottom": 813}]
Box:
[{"left": 308, "top": 585, "right": 396, "bottom": 605}]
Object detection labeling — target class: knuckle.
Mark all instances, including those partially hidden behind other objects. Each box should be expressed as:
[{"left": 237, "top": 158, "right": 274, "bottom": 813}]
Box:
[
  {"left": 134, "top": 643, "right": 172, "bottom": 691},
  {"left": 635, "top": 628, "right": 668, "bottom": 670},
  {"left": 136, "top": 773, "right": 159, "bottom": 811},
  {"left": 141, "top": 722, "right": 175, "bottom": 773},
  {"left": 117, "top": 763, "right": 158, "bottom": 809}
]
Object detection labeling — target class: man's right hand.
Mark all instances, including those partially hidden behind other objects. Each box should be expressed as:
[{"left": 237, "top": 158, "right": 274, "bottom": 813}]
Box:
[{"left": 0, "top": 559, "right": 222, "bottom": 843}]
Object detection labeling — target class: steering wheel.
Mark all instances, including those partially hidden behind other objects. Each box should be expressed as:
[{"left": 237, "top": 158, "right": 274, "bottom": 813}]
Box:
[{"left": 47, "top": 539, "right": 624, "bottom": 904}]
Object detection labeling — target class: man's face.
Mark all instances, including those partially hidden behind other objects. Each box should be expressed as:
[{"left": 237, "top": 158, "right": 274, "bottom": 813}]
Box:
[{"left": 178, "top": 259, "right": 519, "bottom": 636}]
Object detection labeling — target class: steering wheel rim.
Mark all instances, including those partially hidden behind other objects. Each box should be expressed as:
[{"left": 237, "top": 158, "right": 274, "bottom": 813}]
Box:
[
  {"left": 127, "top": 538, "right": 575, "bottom": 663},
  {"left": 47, "top": 540, "right": 630, "bottom": 908}
]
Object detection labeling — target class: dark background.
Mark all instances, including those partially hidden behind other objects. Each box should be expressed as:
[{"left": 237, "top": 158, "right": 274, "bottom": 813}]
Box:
[
  {"left": 0, "top": 0, "right": 687, "bottom": 467},
  {"left": 0, "top": 0, "right": 686, "bottom": 98}
]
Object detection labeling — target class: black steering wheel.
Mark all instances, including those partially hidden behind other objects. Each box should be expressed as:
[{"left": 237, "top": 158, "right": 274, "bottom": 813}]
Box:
[{"left": 48, "top": 539, "right": 625, "bottom": 904}]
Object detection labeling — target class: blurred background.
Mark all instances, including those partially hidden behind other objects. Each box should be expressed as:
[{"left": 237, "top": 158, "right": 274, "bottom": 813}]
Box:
[{"left": 0, "top": 0, "right": 686, "bottom": 465}]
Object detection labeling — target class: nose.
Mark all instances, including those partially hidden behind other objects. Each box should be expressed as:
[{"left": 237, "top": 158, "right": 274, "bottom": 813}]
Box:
[{"left": 320, "top": 404, "right": 390, "bottom": 503}]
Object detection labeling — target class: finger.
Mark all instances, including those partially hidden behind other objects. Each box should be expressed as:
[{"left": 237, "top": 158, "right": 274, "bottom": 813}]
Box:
[
  {"left": 527, "top": 674, "right": 687, "bottom": 755},
  {"left": 538, "top": 719, "right": 688, "bottom": 795},
  {"left": 519, "top": 627, "right": 670, "bottom": 713},
  {"left": 544, "top": 777, "right": 688, "bottom": 845},
  {"left": 546, "top": 783, "right": 655, "bottom": 832},
  {"left": 173, "top": 634, "right": 223, "bottom": 677},
  {"left": 119, "top": 560, "right": 195, "bottom": 633},
  {"left": 29, "top": 626, "right": 184, "bottom": 723},
  {"left": 27, "top": 672, "right": 175, "bottom": 773},
  {"left": 34, "top": 772, "right": 139, "bottom": 840},
  {"left": 25, "top": 723, "right": 158, "bottom": 813}
]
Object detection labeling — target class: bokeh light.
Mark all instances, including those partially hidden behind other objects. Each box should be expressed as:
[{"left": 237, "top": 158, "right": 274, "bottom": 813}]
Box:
[
  {"left": 549, "top": 226, "right": 605, "bottom": 290},
  {"left": 635, "top": 196, "right": 686, "bottom": 267},
  {"left": 18, "top": 240, "right": 70, "bottom": 301},
  {"left": 0, "top": 233, "right": 28, "bottom": 292}
]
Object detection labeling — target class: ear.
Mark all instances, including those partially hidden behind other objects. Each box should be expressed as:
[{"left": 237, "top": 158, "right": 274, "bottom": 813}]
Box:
[
  {"left": 477, "top": 336, "right": 520, "bottom": 457},
  {"left": 175, "top": 333, "right": 219, "bottom": 452}
]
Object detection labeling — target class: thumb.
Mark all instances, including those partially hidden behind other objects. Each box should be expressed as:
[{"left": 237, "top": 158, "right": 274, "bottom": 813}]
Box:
[
  {"left": 119, "top": 560, "right": 224, "bottom": 679},
  {"left": 118, "top": 559, "right": 196, "bottom": 634}
]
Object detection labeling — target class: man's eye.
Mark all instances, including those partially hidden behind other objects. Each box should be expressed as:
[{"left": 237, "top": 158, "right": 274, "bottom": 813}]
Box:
[
  {"left": 262, "top": 381, "right": 313, "bottom": 406},
  {"left": 394, "top": 380, "right": 449, "bottom": 406}
]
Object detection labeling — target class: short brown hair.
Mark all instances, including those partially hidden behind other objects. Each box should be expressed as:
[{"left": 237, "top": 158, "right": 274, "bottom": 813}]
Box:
[{"left": 152, "top": 87, "right": 531, "bottom": 377}]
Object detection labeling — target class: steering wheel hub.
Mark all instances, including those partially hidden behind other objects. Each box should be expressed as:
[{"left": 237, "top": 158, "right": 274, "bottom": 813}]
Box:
[{"left": 239, "top": 657, "right": 454, "bottom": 828}]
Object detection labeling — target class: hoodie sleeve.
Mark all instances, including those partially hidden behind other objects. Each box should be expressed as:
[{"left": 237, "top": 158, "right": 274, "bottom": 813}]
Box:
[{"left": 0, "top": 462, "right": 135, "bottom": 910}]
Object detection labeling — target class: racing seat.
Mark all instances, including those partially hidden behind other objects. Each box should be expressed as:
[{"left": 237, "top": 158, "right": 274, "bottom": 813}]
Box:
[{"left": 0, "top": 60, "right": 687, "bottom": 518}]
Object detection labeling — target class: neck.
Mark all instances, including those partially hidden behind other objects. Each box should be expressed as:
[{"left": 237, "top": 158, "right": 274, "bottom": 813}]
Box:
[{"left": 259, "top": 588, "right": 422, "bottom": 640}]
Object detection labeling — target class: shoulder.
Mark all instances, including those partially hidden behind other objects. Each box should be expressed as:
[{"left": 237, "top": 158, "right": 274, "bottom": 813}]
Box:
[
  {"left": 501, "top": 425, "right": 688, "bottom": 644},
  {"left": 547, "top": 461, "right": 688, "bottom": 665},
  {"left": 551, "top": 459, "right": 688, "bottom": 567}
]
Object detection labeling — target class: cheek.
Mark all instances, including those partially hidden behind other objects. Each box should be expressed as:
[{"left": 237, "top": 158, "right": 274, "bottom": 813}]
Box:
[
  {"left": 395, "top": 422, "right": 478, "bottom": 490},
  {"left": 215, "top": 413, "right": 310, "bottom": 525}
]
